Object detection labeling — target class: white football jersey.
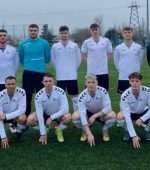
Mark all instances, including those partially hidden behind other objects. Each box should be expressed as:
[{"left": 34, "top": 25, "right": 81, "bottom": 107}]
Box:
[
  {"left": 78, "top": 86, "right": 112, "bottom": 126},
  {"left": 121, "top": 86, "right": 150, "bottom": 137},
  {"left": 0, "top": 87, "right": 26, "bottom": 138},
  {"left": 114, "top": 42, "right": 143, "bottom": 80},
  {"left": 35, "top": 85, "right": 69, "bottom": 135},
  {"left": 51, "top": 41, "right": 81, "bottom": 80},
  {"left": 81, "top": 36, "right": 112, "bottom": 75},
  {"left": 0, "top": 45, "right": 19, "bottom": 84}
]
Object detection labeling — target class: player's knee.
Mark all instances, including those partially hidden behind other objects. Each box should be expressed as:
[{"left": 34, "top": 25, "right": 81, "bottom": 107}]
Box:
[
  {"left": 72, "top": 111, "right": 80, "bottom": 121},
  {"left": 18, "top": 114, "right": 27, "bottom": 124},
  {"left": 62, "top": 113, "right": 72, "bottom": 124},
  {"left": 27, "top": 113, "right": 37, "bottom": 126},
  {"left": 117, "top": 112, "right": 124, "bottom": 120}
]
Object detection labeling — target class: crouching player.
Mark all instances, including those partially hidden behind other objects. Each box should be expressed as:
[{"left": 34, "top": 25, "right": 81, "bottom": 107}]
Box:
[
  {"left": 0, "top": 76, "right": 27, "bottom": 149},
  {"left": 117, "top": 72, "right": 150, "bottom": 149},
  {"left": 27, "top": 73, "right": 71, "bottom": 144},
  {"left": 72, "top": 74, "right": 116, "bottom": 147}
]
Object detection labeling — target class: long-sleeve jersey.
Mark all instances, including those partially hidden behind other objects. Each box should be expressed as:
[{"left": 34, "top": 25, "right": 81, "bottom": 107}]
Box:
[
  {"left": 81, "top": 36, "right": 112, "bottom": 75},
  {"left": 35, "top": 86, "right": 69, "bottom": 135},
  {"left": 51, "top": 41, "right": 81, "bottom": 80},
  {"left": 120, "top": 86, "right": 150, "bottom": 137},
  {"left": 19, "top": 37, "right": 50, "bottom": 73},
  {"left": 114, "top": 42, "right": 143, "bottom": 80},
  {"left": 78, "top": 86, "right": 112, "bottom": 126},
  {"left": 0, "top": 87, "right": 26, "bottom": 138},
  {"left": 0, "top": 45, "right": 19, "bottom": 84}
]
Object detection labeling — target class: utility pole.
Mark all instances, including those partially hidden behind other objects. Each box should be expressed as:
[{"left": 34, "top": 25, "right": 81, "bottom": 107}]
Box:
[{"left": 146, "top": 0, "right": 149, "bottom": 45}]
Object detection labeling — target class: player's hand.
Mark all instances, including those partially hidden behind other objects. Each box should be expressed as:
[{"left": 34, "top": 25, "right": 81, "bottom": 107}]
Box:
[
  {"left": 135, "top": 119, "right": 146, "bottom": 127},
  {"left": 0, "top": 114, "right": 5, "bottom": 120},
  {"left": 87, "top": 133, "right": 95, "bottom": 147},
  {"left": 132, "top": 136, "right": 141, "bottom": 149},
  {"left": 39, "top": 135, "right": 47, "bottom": 145},
  {"left": 1, "top": 137, "right": 9, "bottom": 149},
  {"left": 89, "top": 115, "right": 96, "bottom": 126}
]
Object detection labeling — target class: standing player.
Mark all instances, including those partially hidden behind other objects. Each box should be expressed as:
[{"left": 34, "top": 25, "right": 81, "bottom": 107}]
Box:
[
  {"left": 0, "top": 29, "right": 19, "bottom": 133},
  {"left": 117, "top": 72, "right": 150, "bottom": 149},
  {"left": 147, "top": 41, "right": 150, "bottom": 67},
  {"left": 51, "top": 26, "right": 81, "bottom": 112},
  {"left": 0, "top": 76, "right": 26, "bottom": 149},
  {"left": 27, "top": 73, "right": 71, "bottom": 144},
  {"left": 0, "top": 29, "right": 19, "bottom": 92},
  {"left": 19, "top": 24, "right": 50, "bottom": 116},
  {"left": 114, "top": 27, "right": 143, "bottom": 94},
  {"left": 81, "top": 23, "right": 112, "bottom": 91},
  {"left": 72, "top": 74, "right": 116, "bottom": 146}
]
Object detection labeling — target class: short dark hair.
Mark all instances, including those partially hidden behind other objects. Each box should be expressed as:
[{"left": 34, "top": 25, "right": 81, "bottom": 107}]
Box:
[
  {"left": 59, "top": 26, "right": 69, "bottom": 32},
  {"left": 128, "top": 72, "right": 143, "bottom": 80},
  {"left": 5, "top": 76, "right": 16, "bottom": 82},
  {"left": 43, "top": 72, "right": 55, "bottom": 79},
  {"left": 123, "top": 27, "right": 133, "bottom": 32},
  {"left": 0, "top": 29, "right": 7, "bottom": 33},
  {"left": 28, "top": 24, "right": 39, "bottom": 30},
  {"left": 90, "top": 23, "right": 100, "bottom": 29}
]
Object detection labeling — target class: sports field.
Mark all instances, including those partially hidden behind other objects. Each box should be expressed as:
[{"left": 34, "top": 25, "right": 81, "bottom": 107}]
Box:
[{"left": 0, "top": 50, "right": 150, "bottom": 170}]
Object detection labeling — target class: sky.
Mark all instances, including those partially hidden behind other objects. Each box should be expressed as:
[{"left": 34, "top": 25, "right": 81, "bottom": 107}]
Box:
[{"left": 0, "top": 0, "right": 148, "bottom": 34}]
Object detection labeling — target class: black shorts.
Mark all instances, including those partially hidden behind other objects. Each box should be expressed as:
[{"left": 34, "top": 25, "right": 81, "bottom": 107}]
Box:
[
  {"left": 43, "top": 113, "right": 61, "bottom": 124},
  {"left": 117, "top": 80, "right": 130, "bottom": 94},
  {"left": 87, "top": 110, "right": 104, "bottom": 123},
  {"left": 131, "top": 109, "right": 150, "bottom": 124},
  {"left": 57, "top": 80, "right": 79, "bottom": 95},
  {"left": 3, "top": 119, "right": 14, "bottom": 124},
  {"left": 96, "top": 74, "right": 109, "bottom": 91},
  {"left": 0, "top": 84, "right": 5, "bottom": 92}
]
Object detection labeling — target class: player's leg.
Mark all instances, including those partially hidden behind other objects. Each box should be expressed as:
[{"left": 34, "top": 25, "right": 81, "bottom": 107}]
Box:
[
  {"left": 72, "top": 111, "right": 86, "bottom": 141},
  {"left": 101, "top": 111, "right": 116, "bottom": 141},
  {"left": 96, "top": 74, "right": 109, "bottom": 91},
  {"left": 54, "top": 113, "right": 71, "bottom": 142},
  {"left": 67, "top": 80, "right": 79, "bottom": 112},
  {"left": 14, "top": 114, "right": 27, "bottom": 141},
  {"left": 117, "top": 80, "right": 130, "bottom": 94},
  {"left": 117, "top": 111, "right": 129, "bottom": 140},
  {"left": 27, "top": 112, "right": 38, "bottom": 127}
]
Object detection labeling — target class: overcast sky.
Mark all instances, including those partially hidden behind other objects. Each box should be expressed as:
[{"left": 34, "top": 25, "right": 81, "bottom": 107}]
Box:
[{"left": 0, "top": 0, "right": 148, "bottom": 34}]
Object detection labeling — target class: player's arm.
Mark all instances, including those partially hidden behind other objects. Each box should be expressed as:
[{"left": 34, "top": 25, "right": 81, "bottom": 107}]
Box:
[
  {"left": 44, "top": 41, "right": 50, "bottom": 63},
  {"left": 114, "top": 47, "right": 120, "bottom": 71},
  {"left": 147, "top": 43, "right": 150, "bottom": 67},
  {"left": 139, "top": 45, "right": 144, "bottom": 66},
  {"left": 106, "top": 39, "right": 113, "bottom": 60},
  {"left": 81, "top": 41, "right": 88, "bottom": 63},
  {"left": 121, "top": 97, "right": 140, "bottom": 148},
  {"left": 50, "top": 45, "right": 56, "bottom": 68},
  {"left": 18, "top": 42, "right": 24, "bottom": 65},
  {"left": 13, "top": 49, "right": 20, "bottom": 74},
  {"left": 0, "top": 102, "right": 9, "bottom": 149},
  {"left": 75, "top": 44, "right": 82, "bottom": 68}
]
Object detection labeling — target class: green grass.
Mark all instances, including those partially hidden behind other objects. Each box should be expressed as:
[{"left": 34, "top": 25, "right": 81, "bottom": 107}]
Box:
[{"left": 0, "top": 51, "right": 150, "bottom": 170}]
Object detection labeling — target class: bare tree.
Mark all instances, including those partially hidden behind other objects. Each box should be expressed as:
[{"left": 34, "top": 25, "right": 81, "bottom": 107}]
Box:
[{"left": 93, "top": 15, "right": 104, "bottom": 34}]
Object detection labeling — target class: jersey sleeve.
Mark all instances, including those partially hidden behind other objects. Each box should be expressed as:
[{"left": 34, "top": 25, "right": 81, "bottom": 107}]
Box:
[
  {"left": 35, "top": 97, "right": 46, "bottom": 136},
  {"left": 13, "top": 49, "right": 19, "bottom": 74},
  {"left": 75, "top": 44, "right": 81, "bottom": 69},
  {"left": 81, "top": 40, "right": 88, "bottom": 54},
  {"left": 18, "top": 42, "right": 24, "bottom": 65},
  {"left": 78, "top": 93, "right": 88, "bottom": 126},
  {"left": 5, "top": 91, "right": 26, "bottom": 120},
  {"left": 106, "top": 39, "right": 112, "bottom": 54},
  {"left": 44, "top": 41, "right": 50, "bottom": 63},
  {"left": 121, "top": 94, "right": 137, "bottom": 137},
  {"left": 50, "top": 91, "right": 69, "bottom": 120},
  {"left": 147, "top": 43, "right": 150, "bottom": 67},
  {"left": 50, "top": 45, "right": 56, "bottom": 68},
  {"left": 0, "top": 99, "right": 6, "bottom": 139},
  {"left": 139, "top": 46, "right": 144, "bottom": 66},
  {"left": 114, "top": 46, "right": 120, "bottom": 71}
]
